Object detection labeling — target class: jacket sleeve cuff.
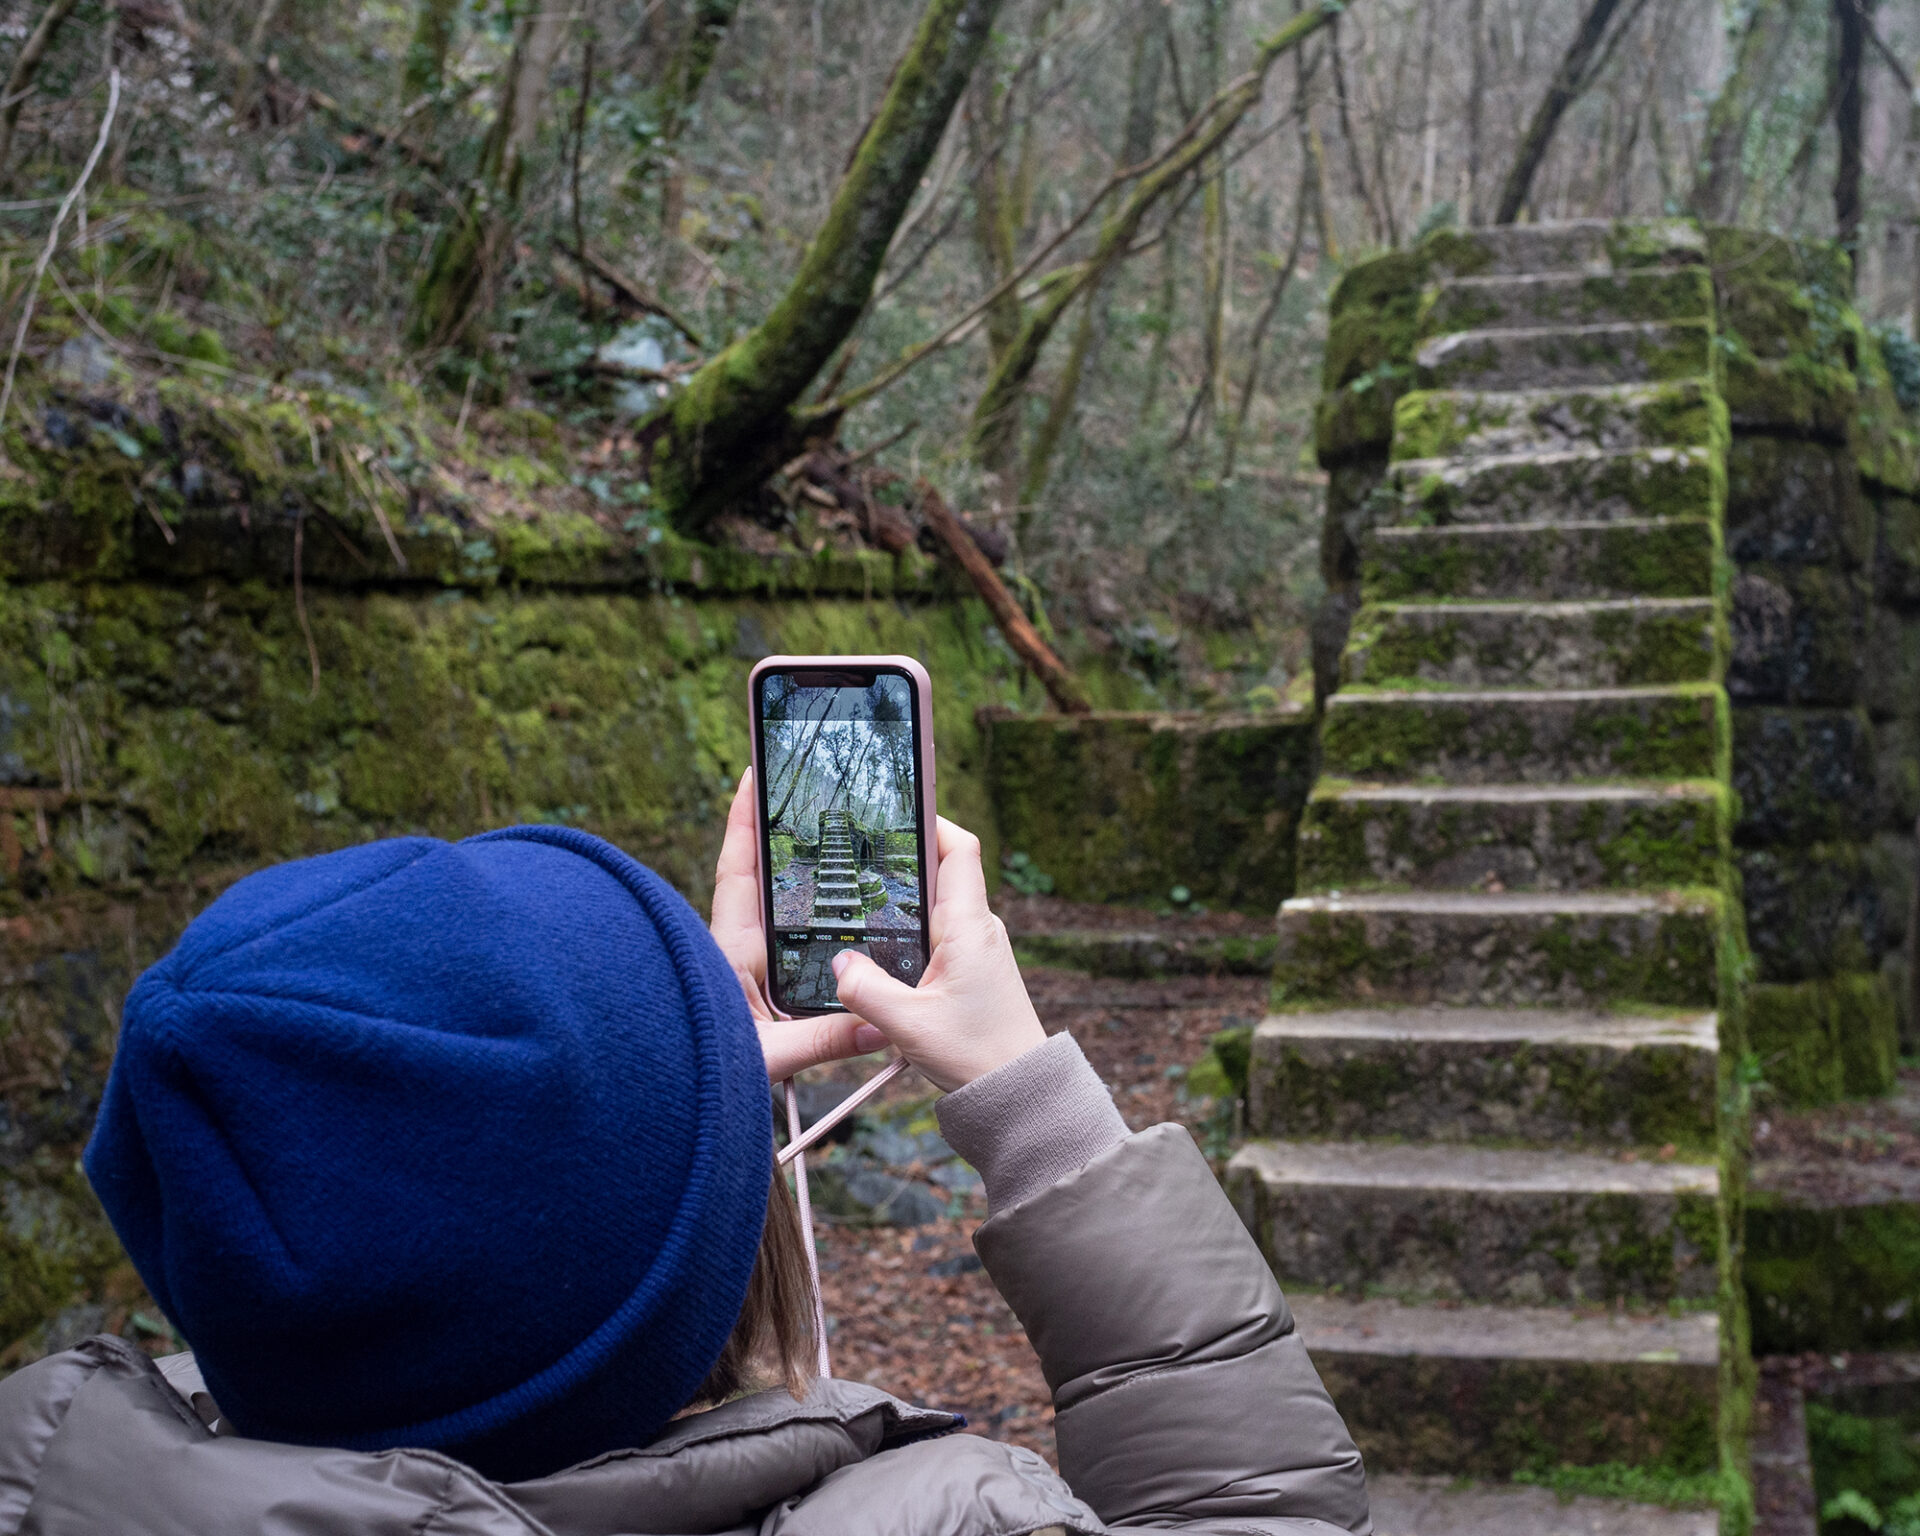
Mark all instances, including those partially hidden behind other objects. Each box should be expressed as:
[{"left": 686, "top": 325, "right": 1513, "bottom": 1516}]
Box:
[{"left": 935, "top": 1031, "right": 1127, "bottom": 1216}]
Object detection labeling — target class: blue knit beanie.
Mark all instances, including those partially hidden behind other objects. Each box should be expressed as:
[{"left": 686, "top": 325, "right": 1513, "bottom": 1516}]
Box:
[{"left": 84, "top": 826, "right": 772, "bottom": 1480}]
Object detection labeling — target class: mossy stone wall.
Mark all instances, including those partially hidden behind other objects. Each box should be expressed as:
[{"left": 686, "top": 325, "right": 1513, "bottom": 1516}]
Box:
[
  {"left": 982, "top": 709, "right": 1316, "bottom": 911},
  {"left": 0, "top": 386, "right": 1188, "bottom": 1360}
]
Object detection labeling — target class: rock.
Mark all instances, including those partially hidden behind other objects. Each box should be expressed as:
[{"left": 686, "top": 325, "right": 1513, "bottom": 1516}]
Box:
[
  {"left": 928, "top": 1253, "right": 983, "bottom": 1277},
  {"left": 836, "top": 1168, "right": 947, "bottom": 1226}
]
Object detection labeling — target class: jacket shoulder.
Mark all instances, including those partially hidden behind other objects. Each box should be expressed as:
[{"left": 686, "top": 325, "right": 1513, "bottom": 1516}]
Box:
[{"left": 0, "top": 1338, "right": 141, "bottom": 1528}]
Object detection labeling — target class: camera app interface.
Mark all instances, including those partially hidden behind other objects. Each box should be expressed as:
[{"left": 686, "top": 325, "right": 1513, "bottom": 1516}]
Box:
[{"left": 760, "top": 673, "right": 928, "bottom": 1011}]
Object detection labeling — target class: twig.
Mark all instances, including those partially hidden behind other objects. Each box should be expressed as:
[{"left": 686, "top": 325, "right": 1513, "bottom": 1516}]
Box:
[
  {"left": 571, "top": 33, "right": 595, "bottom": 326},
  {"left": 844, "top": 419, "right": 917, "bottom": 468},
  {"left": 556, "top": 240, "right": 704, "bottom": 348},
  {"left": 341, "top": 445, "right": 408, "bottom": 572},
  {"left": 0, "top": 69, "right": 118, "bottom": 432},
  {"left": 293, "top": 509, "right": 320, "bottom": 698},
  {"left": 141, "top": 495, "right": 175, "bottom": 545},
  {"left": 454, "top": 364, "right": 479, "bottom": 441}
]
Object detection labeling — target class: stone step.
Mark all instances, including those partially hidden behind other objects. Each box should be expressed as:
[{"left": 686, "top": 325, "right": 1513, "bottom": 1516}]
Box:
[
  {"left": 1342, "top": 599, "right": 1723, "bottom": 690},
  {"left": 1416, "top": 321, "right": 1713, "bottom": 393},
  {"left": 1391, "top": 380, "right": 1720, "bottom": 464},
  {"left": 1426, "top": 219, "right": 1707, "bottom": 279},
  {"left": 1363, "top": 520, "right": 1719, "bottom": 603},
  {"left": 1367, "top": 1474, "right": 1718, "bottom": 1536},
  {"left": 1319, "top": 685, "right": 1727, "bottom": 784},
  {"left": 1274, "top": 890, "right": 1721, "bottom": 1008},
  {"left": 1227, "top": 1140, "right": 1720, "bottom": 1303},
  {"left": 1288, "top": 1294, "right": 1719, "bottom": 1479},
  {"left": 1421, "top": 267, "right": 1715, "bottom": 334},
  {"left": 1385, "top": 447, "right": 1719, "bottom": 528},
  {"left": 1247, "top": 1007, "right": 1718, "bottom": 1151},
  {"left": 1297, "top": 781, "right": 1728, "bottom": 892}
]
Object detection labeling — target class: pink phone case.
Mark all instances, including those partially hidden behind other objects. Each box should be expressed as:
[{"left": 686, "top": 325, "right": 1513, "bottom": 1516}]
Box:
[{"left": 746, "top": 655, "right": 938, "bottom": 1017}]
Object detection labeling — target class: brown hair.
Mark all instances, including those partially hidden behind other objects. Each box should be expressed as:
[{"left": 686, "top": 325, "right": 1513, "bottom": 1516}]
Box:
[{"left": 684, "top": 1168, "right": 818, "bottom": 1408}]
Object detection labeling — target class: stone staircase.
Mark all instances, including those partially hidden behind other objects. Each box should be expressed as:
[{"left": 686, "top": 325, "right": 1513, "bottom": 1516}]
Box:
[
  {"left": 812, "top": 810, "right": 866, "bottom": 929},
  {"left": 1229, "top": 222, "right": 1740, "bottom": 1522}
]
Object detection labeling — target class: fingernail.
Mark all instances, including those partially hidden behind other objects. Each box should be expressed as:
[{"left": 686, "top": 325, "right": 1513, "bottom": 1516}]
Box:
[
  {"left": 831, "top": 951, "right": 852, "bottom": 977},
  {"left": 853, "top": 1024, "right": 886, "bottom": 1052}
]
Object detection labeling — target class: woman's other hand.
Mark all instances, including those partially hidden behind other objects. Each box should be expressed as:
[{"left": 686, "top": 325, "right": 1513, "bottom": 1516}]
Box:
[
  {"left": 711, "top": 770, "right": 887, "bottom": 1080},
  {"left": 828, "top": 817, "right": 1046, "bottom": 1092}
]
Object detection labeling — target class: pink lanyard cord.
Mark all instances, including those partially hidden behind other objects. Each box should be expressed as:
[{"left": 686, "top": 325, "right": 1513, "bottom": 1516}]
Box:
[{"left": 782, "top": 1077, "right": 833, "bottom": 1379}]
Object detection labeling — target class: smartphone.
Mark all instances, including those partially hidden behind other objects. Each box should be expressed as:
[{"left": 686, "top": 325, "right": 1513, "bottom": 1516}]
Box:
[{"left": 748, "top": 655, "right": 937, "bottom": 1016}]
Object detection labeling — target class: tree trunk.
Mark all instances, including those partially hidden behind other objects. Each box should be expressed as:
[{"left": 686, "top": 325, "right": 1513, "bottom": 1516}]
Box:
[
  {"left": 641, "top": 0, "right": 1007, "bottom": 533},
  {"left": 1464, "top": 0, "right": 1484, "bottom": 222},
  {"left": 0, "top": 0, "right": 82, "bottom": 182},
  {"left": 1834, "top": 0, "right": 1868, "bottom": 281},
  {"left": 1198, "top": 0, "right": 1229, "bottom": 419},
  {"left": 659, "top": 0, "right": 747, "bottom": 145},
  {"left": 1493, "top": 0, "right": 1627, "bottom": 224},
  {"left": 1688, "top": 0, "right": 1801, "bottom": 222},
  {"left": 400, "top": 0, "right": 461, "bottom": 114},
  {"left": 409, "top": 2, "right": 571, "bottom": 349}
]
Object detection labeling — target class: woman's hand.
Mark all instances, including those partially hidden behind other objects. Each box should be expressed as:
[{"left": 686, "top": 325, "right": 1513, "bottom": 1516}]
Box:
[
  {"left": 828, "top": 817, "right": 1046, "bottom": 1092},
  {"left": 711, "top": 770, "right": 887, "bottom": 1081}
]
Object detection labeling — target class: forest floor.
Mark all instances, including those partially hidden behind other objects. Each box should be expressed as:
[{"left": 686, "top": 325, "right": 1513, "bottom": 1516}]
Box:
[{"left": 809, "top": 963, "right": 1269, "bottom": 1465}]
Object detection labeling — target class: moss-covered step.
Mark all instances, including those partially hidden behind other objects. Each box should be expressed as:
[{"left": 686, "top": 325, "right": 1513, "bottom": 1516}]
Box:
[
  {"left": 1246, "top": 1008, "right": 1718, "bottom": 1152},
  {"left": 1297, "top": 781, "right": 1728, "bottom": 892},
  {"left": 1386, "top": 446, "right": 1720, "bottom": 528},
  {"left": 1423, "top": 219, "right": 1708, "bottom": 280},
  {"left": 1290, "top": 1295, "right": 1719, "bottom": 1477},
  {"left": 1420, "top": 268, "right": 1716, "bottom": 335},
  {"left": 1342, "top": 599, "right": 1724, "bottom": 691},
  {"left": 1746, "top": 973, "right": 1901, "bottom": 1105},
  {"left": 1415, "top": 322, "right": 1714, "bottom": 394},
  {"left": 1225, "top": 1138, "right": 1721, "bottom": 1302},
  {"left": 1366, "top": 1476, "right": 1717, "bottom": 1535},
  {"left": 1319, "top": 685, "right": 1729, "bottom": 784},
  {"left": 1363, "top": 519, "right": 1720, "bottom": 603},
  {"left": 1274, "top": 890, "right": 1722, "bottom": 1008},
  {"left": 1391, "top": 380, "right": 1726, "bottom": 464},
  {"left": 1008, "top": 926, "right": 1278, "bottom": 977}
]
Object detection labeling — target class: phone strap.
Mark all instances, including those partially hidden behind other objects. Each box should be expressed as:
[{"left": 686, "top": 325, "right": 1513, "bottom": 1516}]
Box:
[{"left": 782, "top": 1077, "right": 833, "bottom": 1378}]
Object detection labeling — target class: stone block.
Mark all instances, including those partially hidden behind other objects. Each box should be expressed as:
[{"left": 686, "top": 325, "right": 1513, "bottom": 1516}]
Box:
[
  {"left": 1298, "top": 782, "right": 1728, "bottom": 893},
  {"left": 1275, "top": 890, "right": 1722, "bottom": 1009},
  {"left": 1875, "top": 714, "right": 1920, "bottom": 831},
  {"left": 1419, "top": 268, "right": 1715, "bottom": 335},
  {"left": 1747, "top": 974, "right": 1900, "bottom": 1106},
  {"left": 1747, "top": 1154, "right": 1920, "bottom": 1354},
  {"left": 1425, "top": 219, "right": 1706, "bottom": 279},
  {"left": 1391, "top": 380, "right": 1726, "bottom": 464},
  {"left": 1294, "top": 1296, "right": 1719, "bottom": 1477},
  {"left": 1866, "top": 829, "right": 1916, "bottom": 963},
  {"left": 1739, "top": 844, "right": 1885, "bottom": 983},
  {"left": 1343, "top": 598, "right": 1722, "bottom": 691},
  {"left": 1727, "top": 566, "right": 1868, "bottom": 707},
  {"left": 1321, "top": 456, "right": 1390, "bottom": 589},
  {"left": 1248, "top": 1008, "right": 1719, "bottom": 1152},
  {"left": 1720, "top": 355, "right": 1856, "bottom": 443},
  {"left": 1228, "top": 1139, "right": 1720, "bottom": 1303},
  {"left": 1415, "top": 322, "right": 1715, "bottom": 394},
  {"left": 1362, "top": 520, "right": 1720, "bottom": 604},
  {"left": 982, "top": 709, "right": 1315, "bottom": 912},
  {"left": 1725, "top": 437, "right": 1868, "bottom": 568},
  {"left": 1388, "top": 446, "right": 1721, "bottom": 528},
  {"left": 1322, "top": 685, "right": 1727, "bottom": 785},
  {"left": 1876, "top": 491, "right": 1920, "bottom": 606},
  {"left": 1864, "top": 605, "right": 1920, "bottom": 720},
  {"left": 1731, "top": 707, "right": 1876, "bottom": 846}
]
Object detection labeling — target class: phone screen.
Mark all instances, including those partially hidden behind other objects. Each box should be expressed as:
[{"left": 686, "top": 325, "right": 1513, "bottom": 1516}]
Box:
[{"left": 755, "top": 667, "right": 931, "bottom": 1013}]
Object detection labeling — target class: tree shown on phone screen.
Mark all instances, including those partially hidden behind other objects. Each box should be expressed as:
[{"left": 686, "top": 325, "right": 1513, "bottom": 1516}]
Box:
[{"left": 759, "top": 672, "right": 928, "bottom": 1011}]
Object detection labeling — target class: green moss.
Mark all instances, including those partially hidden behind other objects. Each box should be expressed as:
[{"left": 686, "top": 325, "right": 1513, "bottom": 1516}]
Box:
[
  {"left": 1747, "top": 974, "right": 1900, "bottom": 1107},
  {"left": 1747, "top": 1194, "right": 1920, "bottom": 1353},
  {"left": 983, "top": 710, "right": 1315, "bottom": 911},
  {"left": 1513, "top": 1461, "right": 1732, "bottom": 1509}
]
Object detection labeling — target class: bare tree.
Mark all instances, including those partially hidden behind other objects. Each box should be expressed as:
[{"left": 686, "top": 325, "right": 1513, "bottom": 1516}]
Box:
[{"left": 0, "top": 0, "right": 83, "bottom": 183}]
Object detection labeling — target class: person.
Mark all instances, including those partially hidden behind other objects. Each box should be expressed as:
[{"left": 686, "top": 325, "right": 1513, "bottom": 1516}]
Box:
[{"left": 0, "top": 773, "right": 1370, "bottom": 1535}]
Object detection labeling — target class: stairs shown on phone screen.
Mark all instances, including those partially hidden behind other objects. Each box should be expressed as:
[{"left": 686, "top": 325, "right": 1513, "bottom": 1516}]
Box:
[
  {"left": 812, "top": 810, "right": 866, "bottom": 930},
  {"left": 1228, "top": 221, "right": 1741, "bottom": 1524}
]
